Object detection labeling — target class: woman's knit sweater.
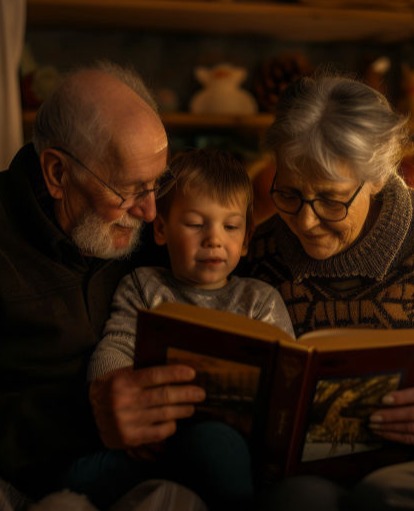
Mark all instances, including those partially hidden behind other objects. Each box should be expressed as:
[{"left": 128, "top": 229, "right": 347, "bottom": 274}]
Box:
[{"left": 244, "top": 175, "right": 414, "bottom": 337}]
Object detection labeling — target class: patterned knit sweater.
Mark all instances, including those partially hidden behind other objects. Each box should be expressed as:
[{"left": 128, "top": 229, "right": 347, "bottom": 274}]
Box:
[{"left": 243, "top": 175, "right": 414, "bottom": 337}]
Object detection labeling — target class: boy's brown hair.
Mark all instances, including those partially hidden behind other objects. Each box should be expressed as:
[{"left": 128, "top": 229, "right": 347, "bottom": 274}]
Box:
[{"left": 157, "top": 148, "right": 254, "bottom": 236}]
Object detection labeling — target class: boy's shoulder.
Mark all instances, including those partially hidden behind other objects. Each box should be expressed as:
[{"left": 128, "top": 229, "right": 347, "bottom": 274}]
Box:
[
  {"left": 116, "top": 266, "right": 177, "bottom": 309},
  {"left": 130, "top": 266, "right": 171, "bottom": 286}
]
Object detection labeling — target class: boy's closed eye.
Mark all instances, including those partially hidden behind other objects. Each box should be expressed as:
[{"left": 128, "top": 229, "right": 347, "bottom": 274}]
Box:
[
  {"left": 185, "top": 222, "right": 204, "bottom": 229},
  {"left": 225, "top": 224, "right": 242, "bottom": 231}
]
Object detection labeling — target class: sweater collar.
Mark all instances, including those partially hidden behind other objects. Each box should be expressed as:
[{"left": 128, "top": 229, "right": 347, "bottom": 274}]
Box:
[
  {"left": 8, "top": 144, "right": 95, "bottom": 267},
  {"left": 276, "top": 175, "right": 412, "bottom": 282}
]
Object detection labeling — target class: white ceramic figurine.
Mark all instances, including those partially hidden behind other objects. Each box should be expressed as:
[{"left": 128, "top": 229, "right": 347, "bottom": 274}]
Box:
[{"left": 189, "top": 63, "right": 258, "bottom": 115}]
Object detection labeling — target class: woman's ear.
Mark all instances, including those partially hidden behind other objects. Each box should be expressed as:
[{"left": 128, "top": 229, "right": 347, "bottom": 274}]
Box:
[
  {"left": 39, "top": 149, "right": 67, "bottom": 200},
  {"left": 153, "top": 215, "right": 168, "bottom": 246},
  {"left": 370, "top": 178, "right": 386, "bottom": 196}
]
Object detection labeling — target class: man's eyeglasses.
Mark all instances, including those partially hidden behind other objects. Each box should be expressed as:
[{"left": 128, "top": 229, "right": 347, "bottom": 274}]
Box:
[
  {"left": 270, "top": 179, "right": 365, "bottom": 222},
  {"left": 52, "top": 146, "right": 176, "bottom": 210}
]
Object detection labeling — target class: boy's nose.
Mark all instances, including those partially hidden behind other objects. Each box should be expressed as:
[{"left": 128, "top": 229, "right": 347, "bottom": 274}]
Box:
[{"left": 203, "top": 228, "right": 222, "bottom": 247}]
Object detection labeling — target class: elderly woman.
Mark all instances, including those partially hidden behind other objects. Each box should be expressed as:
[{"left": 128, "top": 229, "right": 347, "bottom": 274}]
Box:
[{"left": 244, "top": 74, "right": 414, "bottom": 510}]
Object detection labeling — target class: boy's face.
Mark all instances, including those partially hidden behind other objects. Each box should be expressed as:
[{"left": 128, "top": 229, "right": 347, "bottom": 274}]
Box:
[{"left": 154, "top": 189, "right": 249, "bottom": 289}]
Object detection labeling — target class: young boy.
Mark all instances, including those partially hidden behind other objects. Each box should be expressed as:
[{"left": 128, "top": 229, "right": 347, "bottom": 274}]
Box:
[
  {"left": 87, "top": 148, "right": 294, "bottom": 511},
  {"left": 89, "top": 148, "right": 293, "bottom": 378}
]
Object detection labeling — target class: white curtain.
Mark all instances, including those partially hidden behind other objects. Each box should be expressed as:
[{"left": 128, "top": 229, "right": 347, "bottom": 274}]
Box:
[{"left": 0, "top": 0, "right": 26, "bottom": 170}]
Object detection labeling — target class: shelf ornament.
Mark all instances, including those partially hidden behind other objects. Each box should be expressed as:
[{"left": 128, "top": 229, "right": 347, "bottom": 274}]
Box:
[{"left": 189, "top": 63, "right": 258, "bottom": 115}]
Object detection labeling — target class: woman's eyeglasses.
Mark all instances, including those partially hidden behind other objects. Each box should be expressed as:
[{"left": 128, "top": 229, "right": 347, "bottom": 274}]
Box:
[{"left": 270, "top": 180, "right": 365, "bottom": 222}]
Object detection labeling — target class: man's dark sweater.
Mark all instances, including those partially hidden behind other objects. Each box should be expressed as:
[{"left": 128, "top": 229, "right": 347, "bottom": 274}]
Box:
[{"left": 0, "top": 144, "right": 150, "bottom": 499}]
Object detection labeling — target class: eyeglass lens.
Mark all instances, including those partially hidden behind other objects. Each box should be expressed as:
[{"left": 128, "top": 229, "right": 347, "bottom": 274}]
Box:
[
  {"left": 270, "top": 179, "right": 365, "bottom": 222},
  {"left": 273, "top": 193, "right": 348, "bottom": 220}
]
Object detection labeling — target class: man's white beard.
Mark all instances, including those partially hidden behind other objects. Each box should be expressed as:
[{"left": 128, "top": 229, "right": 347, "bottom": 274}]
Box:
[{"left": 72, "top": 210, "right": 143, "bottom": 259}]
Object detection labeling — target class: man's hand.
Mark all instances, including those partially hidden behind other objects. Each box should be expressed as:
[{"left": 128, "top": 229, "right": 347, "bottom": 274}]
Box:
[
  {"left": 369, "top": 387, "right": 414, "bottom": 445},
  {"left": 89, "top": 364, "right": 206, "bottom": 449}
]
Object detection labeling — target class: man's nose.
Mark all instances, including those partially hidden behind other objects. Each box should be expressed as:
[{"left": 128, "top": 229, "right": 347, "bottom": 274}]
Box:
[{"left": 126, "top": 194, "right": 157, "bottom": 222}]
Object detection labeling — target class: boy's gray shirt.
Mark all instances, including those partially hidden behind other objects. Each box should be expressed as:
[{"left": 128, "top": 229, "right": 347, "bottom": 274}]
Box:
[{"left": 88, "top": 266, "right": 295, "bottom": 380}]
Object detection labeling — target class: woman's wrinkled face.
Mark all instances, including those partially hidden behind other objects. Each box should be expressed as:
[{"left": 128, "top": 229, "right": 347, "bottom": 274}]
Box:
[{"left": 273, "top": 164, "right": 382, "bottom": 260}]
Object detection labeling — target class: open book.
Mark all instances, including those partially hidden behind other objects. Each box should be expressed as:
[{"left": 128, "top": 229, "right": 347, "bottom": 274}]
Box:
[{"left": 135, "top": 302, "right": 414, "bottom": 483}]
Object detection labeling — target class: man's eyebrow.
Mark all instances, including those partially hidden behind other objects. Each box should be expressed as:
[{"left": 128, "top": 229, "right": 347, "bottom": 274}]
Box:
[{"left": 117, "top": 175, "right": 160, "bottom": 188}]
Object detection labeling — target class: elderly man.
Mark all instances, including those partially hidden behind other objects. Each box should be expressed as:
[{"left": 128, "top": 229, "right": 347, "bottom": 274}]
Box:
[{"left": 0, "top": 61, "right": 206, "bottom": 511}]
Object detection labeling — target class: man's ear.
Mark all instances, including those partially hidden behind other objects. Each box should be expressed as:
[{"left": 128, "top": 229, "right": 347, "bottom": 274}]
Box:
[
  {"left": 153, "top": 215, "right": 168, "bottom": 246},
  {"left": 39, "top": 149, "right": 67, "bottom": 200}
]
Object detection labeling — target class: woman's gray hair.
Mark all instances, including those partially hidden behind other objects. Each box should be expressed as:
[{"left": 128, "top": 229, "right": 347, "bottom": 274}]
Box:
[
  {"left": 265, "top": 73, "right": 409, "bottom": 184},
  {"left": 32, "top": 60, "right": 159, "bottom": 160}
]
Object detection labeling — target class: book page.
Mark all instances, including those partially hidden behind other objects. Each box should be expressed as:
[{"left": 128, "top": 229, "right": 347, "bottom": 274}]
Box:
[
  {"left": 301, "top": 372, "right": 401, "bottom": 462},
  {"left": 167, "top": 347, "right": 261, "bottom": 437}
]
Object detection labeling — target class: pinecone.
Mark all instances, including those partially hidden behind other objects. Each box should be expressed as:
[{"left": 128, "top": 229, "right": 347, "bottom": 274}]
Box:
[{"left": 253, "top": 54, "right": 313, "bottom": 113}]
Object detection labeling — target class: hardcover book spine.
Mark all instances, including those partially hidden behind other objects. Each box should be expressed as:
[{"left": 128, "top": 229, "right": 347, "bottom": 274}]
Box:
[
  {"left": 135, "top": 309, "right": 168, "bottom": 368},
  {"left": 260, "top": 341, "right": 312, "bottom": 482}
]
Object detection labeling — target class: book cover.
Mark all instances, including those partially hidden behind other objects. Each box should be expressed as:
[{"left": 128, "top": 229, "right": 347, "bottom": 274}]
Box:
[{"left": 135, "top": 302, "right": 414, "bottom": 482}]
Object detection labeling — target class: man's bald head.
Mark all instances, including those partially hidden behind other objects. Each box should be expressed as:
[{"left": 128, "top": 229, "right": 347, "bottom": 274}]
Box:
[{"left": 33, "top": 60, "right": 161, "bottom": 161}]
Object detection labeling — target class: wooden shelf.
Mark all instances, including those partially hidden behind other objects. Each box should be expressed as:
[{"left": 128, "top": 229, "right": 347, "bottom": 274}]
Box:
[
  {"left": 23, "top": 109, "right": 274, "bottom": 139},
  {"left": 26, "top": 0, "right": 414, "bottom": 42},
  {"left": 24, "top": 1, "right": 414, "bottom": 145},
  {"left": 162, "top": 112, "right": 274, "bottom": 130}
]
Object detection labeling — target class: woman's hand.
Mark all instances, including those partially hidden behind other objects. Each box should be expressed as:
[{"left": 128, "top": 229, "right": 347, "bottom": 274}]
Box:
[
  {"left": 89, "top": 364, "right": 206, "bottom": 449},
  {"left": 369, "top": 387, "right": 414, "bottom": 445}
]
